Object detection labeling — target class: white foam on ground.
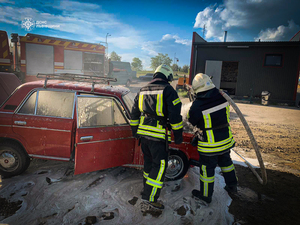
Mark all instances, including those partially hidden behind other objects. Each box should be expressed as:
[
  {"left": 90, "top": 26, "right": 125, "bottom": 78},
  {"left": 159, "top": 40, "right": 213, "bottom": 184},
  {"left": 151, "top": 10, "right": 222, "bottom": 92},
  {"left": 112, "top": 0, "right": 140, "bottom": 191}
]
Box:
[{"left": 0, "top": 159, "right": 235, "bottom": 225}]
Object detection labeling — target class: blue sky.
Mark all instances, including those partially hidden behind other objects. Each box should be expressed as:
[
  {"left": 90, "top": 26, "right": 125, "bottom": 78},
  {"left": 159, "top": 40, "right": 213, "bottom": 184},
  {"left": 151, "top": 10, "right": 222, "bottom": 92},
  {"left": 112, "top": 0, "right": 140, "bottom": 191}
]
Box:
[{"left": 1, "top": 0, "right": 300, "bottom": 70}]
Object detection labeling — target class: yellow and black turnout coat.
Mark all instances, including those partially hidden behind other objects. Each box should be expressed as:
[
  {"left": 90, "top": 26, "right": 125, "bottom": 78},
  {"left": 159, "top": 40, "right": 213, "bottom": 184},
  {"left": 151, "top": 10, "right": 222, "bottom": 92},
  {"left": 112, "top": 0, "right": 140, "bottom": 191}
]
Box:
[
  {"left": 130, "top": 77, "right": 183, "bottom": 144},
  {"left": 188, "top": 88, "right": 235, "bottom": 155}
]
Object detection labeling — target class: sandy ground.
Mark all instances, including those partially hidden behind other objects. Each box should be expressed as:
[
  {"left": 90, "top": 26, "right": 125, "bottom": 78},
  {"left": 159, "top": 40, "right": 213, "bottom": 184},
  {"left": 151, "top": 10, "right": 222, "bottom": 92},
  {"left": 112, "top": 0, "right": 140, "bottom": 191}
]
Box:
[{"left": 180, "top": 86, "right": 300, "bottom": 225}]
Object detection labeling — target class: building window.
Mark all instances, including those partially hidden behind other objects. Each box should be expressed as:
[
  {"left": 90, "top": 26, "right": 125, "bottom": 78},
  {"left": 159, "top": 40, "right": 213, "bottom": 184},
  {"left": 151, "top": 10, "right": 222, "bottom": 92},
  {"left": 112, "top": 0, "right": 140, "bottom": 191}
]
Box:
[{"left": 264, "top": 54, "right": 282, "bottom": 67}]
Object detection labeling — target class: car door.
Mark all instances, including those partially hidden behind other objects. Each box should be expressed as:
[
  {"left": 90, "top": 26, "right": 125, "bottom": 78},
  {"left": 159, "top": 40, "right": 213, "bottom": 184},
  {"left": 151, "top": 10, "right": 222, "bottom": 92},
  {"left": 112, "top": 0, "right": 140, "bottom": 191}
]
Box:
[
  {"left": 13, "top": 89, "right": 75, "bottom": 160},
  {"left": 74, "top": 94, "right": 135, "bottom": 175}
]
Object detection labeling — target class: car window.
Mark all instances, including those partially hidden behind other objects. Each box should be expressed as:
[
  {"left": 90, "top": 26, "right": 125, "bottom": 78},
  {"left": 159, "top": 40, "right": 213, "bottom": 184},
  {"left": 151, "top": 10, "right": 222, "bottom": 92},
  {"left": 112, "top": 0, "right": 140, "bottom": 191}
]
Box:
[
  {"left": 36, "top": 90, "right": 74, "bottom": 118},
  {"left": 113, "top": 100, "right": 127, "bottom": 124},
  {"left": 18, "top": 92, "right": 37, "bottom": 115},
  {"left": 122, "top": 92, "right": 135, "bottom": 112},
  {"left": 78, "top": 97, "right": 127, "bottom": 128}
]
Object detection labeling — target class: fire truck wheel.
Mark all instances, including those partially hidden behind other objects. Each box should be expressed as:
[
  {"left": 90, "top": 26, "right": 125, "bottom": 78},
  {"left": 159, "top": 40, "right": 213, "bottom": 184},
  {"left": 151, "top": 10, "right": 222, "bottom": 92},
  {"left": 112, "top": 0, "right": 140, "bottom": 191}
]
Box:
[
  {"left": 0, "top": 142, "right": 30, "bottom": 178},
  {"left": 165, "top": 150, "right": 189, "bottom": 181}
]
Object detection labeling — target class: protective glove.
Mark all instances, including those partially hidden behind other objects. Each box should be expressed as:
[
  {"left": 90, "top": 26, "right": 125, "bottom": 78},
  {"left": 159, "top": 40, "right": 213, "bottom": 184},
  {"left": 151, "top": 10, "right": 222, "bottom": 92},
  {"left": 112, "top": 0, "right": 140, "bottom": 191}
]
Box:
[{"left": 131, "top": 126, "right": 138, "bottom": 138}]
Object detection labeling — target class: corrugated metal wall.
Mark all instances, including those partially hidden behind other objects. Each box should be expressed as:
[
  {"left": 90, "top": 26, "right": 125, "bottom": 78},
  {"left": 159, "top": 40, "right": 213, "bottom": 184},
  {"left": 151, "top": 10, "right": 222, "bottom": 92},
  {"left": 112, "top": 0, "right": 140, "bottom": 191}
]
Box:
[{"left": 192, "top": 43, "right": 300, "bottom": 102}]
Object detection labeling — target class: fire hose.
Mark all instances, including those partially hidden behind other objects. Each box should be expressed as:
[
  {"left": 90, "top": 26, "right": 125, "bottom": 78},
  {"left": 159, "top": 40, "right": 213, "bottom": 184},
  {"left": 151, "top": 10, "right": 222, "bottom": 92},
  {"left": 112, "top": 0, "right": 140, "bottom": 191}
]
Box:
[{"left": 220, "top": 90, "right": 267, "bottom": 185}]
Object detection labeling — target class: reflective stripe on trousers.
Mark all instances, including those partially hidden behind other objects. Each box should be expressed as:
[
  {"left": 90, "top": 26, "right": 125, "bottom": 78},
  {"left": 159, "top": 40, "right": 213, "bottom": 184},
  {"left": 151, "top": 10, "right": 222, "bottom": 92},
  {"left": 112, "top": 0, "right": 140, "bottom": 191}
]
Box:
[
  {"left": 147, "top": 159, "right": 166, "bottom": 202},
  {"left": 200, "top": 165, "right": 215, "bottom": 197}
]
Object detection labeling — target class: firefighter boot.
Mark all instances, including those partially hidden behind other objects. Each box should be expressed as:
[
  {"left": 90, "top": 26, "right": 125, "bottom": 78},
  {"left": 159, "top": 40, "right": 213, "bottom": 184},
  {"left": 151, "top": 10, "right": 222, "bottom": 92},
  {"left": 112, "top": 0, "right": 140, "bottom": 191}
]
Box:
[
  {"left": 141, "top": 200, "right": 164, "bottom": 213},
  {"left": 224, "top": 185, "right": 237, "bottom": 194},
  {"left": 148, "top": 201, "right": 165, "bottom": 210},
  {"left": 192, "top": 189, "right": 212, "bottom": 203}
]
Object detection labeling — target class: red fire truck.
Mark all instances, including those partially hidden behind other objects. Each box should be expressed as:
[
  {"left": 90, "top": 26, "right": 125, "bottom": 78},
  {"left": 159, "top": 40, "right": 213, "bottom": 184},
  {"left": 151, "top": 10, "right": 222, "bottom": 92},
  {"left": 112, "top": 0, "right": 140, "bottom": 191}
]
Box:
[
  {"left": 0, "top": 31, "right": 13, "bottom": 73},
  {"left": 0, "top": 30, "right": 106, "bottom": 83}
]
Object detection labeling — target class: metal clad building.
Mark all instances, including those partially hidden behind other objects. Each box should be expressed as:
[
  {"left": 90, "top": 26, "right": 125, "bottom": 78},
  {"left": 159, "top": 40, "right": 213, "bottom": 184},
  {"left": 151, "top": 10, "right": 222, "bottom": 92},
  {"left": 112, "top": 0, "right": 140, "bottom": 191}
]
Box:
[{"left": 189, "top": 32, "right": 300, "bottom": 103}]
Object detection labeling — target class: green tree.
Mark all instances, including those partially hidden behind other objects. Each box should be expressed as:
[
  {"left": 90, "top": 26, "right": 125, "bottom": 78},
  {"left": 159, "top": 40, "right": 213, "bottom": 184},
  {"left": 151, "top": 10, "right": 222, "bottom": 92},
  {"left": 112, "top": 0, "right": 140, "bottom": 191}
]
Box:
[
  {"left": 110, "top": 51, "right": 121, "bottom": 61},
  {"left": 131, "top": 57, "right": 143, "bottom": 71},
  {"left": 171, "top": 64, "right": 179, "bottom": 72},
  {"left": 181, "top": 65, "right": 189, "bottom": 73},
  {"left": 150, "top": 53, "right": 172, "bottom": 70}
]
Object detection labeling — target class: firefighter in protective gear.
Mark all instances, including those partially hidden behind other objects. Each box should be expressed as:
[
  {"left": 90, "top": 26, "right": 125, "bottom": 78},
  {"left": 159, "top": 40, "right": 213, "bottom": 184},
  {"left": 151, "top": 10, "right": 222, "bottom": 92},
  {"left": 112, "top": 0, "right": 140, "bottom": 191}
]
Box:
[
  {"left": 188, "top": 73, "right": 237, "bottom": 203},
  {"left": 130, "top": 64, "right": 183, "bottom": 210}
]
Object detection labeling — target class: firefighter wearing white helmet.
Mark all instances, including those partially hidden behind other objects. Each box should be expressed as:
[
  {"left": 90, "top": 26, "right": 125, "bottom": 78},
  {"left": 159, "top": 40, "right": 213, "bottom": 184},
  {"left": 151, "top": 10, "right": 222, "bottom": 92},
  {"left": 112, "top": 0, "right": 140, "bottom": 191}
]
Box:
[
  {"left": 188, "top": 73, "right": 238, "bottom": 203},
  {"left": 192, "top": 73, "right": 215, "bottom": 93},
  {"left": 154, "top": 64, "right": 174, "bottom": 81},
  {"left": 130, "top": 64, "right": 183, "bottom": 211}
]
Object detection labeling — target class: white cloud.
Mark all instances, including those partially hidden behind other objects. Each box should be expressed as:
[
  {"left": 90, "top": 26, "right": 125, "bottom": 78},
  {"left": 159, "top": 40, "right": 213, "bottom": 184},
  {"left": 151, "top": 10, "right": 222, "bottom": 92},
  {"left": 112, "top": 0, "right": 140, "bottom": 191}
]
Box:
[
  {"left": 194, "top": 5, "right": 225, "bottom": 41},
  {"left": 255, "top": 20, "right": 299, "bottom": 41},
  {"left": 53, "top": 0, "right": 100, "bottom": 11},
  {"left": 0, "top": 1, "right": 146, "bottom": 51},
  {"left": 193, "top": 0, "right": 299, "bottom": 41},
  {"left": 141, "top": 41, "right": 158, "bottom": 56},
  {"left": 109, "top": 36, "right": 143, "bottom": 49},
  {"left": 0, "top": 0, "right": 14, "bottom": 4},
  {"left": 118, "top": 53, "right": 135, "bottom": 63},
  {"left": 161, "top": 34, "right": 191, "bottom": 46},
  {"left": 0, "top": 16, "right": 18, "bottom": 25}
]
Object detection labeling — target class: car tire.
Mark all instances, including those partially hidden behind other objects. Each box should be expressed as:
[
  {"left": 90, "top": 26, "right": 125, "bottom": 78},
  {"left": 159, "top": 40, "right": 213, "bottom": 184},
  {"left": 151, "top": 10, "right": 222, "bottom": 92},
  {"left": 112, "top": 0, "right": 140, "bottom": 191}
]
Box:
[
  {"left": 0, "top": 142, "right": 30, "bottom": 178},
  {"left": 126, "top": 80, "right": 130, "bottom": 87},
  {"left": 165, "top": 150, "right": 189, "bottom": 181}
]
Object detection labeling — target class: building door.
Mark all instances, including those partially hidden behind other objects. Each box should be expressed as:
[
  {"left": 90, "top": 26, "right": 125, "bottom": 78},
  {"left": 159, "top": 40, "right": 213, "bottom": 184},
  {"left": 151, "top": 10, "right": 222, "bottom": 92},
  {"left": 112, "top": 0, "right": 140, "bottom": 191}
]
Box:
[
  {"left": 220, "top": 62, "right": 239, "bottom": 95},
  {"left": 205, "top": 60, "right": 222, "bottom": 89}
]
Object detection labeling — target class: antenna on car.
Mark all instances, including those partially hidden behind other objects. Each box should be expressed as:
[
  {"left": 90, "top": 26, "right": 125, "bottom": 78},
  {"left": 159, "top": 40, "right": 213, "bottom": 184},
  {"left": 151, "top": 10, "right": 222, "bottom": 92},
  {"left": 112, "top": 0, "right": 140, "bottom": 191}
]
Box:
[{"left": 37, "top": 73, "right": 117, "bottom": 92}]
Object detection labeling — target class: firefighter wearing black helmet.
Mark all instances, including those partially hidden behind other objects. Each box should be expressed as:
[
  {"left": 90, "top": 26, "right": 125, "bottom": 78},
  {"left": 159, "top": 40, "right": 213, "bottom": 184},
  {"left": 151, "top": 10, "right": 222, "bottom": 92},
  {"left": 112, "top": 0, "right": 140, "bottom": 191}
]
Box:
[
  {"left": 130, "top": 64, "right": 183, "bottom": 211},
  {"left": 188, "top": 73, "right": 238, "bottom": 204}
]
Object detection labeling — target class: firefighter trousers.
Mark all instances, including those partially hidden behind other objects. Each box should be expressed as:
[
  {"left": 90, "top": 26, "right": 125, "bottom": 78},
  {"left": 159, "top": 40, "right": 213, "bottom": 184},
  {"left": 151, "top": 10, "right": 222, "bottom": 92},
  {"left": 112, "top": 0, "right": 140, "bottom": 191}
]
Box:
[
  {"left": 141, "top": 137, "right": 168, "bottom": 202},
  {"left": 198, "top": 151, "right": 237, "bottom": 198}
]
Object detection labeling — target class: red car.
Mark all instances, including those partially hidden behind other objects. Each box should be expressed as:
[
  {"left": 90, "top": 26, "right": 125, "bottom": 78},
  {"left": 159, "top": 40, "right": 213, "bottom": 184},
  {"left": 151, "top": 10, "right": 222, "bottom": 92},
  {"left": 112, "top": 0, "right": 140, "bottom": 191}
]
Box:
[{"left": 0, "top": 74, "right": 199, "bottom": 180}]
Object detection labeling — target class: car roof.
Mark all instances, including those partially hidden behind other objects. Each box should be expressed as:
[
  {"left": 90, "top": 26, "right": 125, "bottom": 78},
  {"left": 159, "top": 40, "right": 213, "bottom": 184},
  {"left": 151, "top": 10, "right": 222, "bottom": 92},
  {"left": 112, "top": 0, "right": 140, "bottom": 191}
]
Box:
[
  {"left": 23, "top": 80, "right": 130, "bottom": 95},
  {"left": 0, "top": 80, "right": 130, "bottom": 112}
]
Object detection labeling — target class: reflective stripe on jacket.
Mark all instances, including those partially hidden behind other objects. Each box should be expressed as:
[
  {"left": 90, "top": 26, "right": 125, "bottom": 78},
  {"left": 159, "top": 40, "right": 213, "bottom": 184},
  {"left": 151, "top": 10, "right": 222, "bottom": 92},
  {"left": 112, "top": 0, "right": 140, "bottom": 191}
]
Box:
[
  {"left": 188, "top": 88, "right": 235, "bottom": 155},
  {"left": 130, "top": 78, "right": 183, "bottom": 142}
]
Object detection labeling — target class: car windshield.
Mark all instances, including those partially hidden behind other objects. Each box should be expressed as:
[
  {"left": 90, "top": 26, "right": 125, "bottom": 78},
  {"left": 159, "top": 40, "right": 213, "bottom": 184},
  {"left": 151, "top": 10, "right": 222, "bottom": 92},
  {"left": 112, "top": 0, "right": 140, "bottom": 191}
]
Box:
[{"left": 122, "top": 91, "right": 136, "bottom": 112}]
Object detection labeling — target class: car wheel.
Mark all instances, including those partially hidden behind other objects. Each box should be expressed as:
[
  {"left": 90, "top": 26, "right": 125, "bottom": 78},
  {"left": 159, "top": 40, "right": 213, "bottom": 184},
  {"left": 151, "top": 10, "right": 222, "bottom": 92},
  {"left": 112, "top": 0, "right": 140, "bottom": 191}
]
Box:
[
  {"left": 126, "top": 80, "right": 130, "bottom": 87},
  {"left": 0, "top": 142, "right": 30, "bottom": 178},
  {"left": 165, "top": 150, "right": 189, "bottom": 181}
]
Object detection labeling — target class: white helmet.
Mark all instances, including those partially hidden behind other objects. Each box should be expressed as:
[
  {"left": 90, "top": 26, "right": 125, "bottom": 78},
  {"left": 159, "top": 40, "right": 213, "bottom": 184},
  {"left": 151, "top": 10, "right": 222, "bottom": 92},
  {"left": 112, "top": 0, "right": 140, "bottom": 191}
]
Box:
[
  {"left": 192, "top": 73, "right": 215, "bottom": 93},
  {"left": 154, "top": 64, "right": 173, "bottom": 81}
]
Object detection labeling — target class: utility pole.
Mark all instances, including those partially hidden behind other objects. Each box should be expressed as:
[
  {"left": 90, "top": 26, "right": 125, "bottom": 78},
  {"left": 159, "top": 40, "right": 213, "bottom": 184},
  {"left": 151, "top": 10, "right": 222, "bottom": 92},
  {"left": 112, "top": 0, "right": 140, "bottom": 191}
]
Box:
[
  {"left": 203, "top": 24, "right": 206, "bottom": 37},
  {"left": 106, "top": 33, "right": 111, "bottom": 57},
  {"left": 105, "top": 33, "right": 111, "bottom": 77},
  {"left": 174, "top": 52, "right": 176, "bottom": 66}
]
